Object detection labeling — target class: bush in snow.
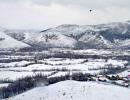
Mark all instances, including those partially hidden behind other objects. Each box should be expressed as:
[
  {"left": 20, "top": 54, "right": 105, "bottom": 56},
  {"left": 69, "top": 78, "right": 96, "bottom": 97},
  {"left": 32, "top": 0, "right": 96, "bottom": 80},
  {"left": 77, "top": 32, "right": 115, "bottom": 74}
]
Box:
[
  {"left": 0, "top": 74, "right": 47, "bottom": 99},
  {"left": 99, "top": 66, "right": 127, "bottom": 75},
  {"left": 71, "top": 73, "right": 93, "bottom": 81}
]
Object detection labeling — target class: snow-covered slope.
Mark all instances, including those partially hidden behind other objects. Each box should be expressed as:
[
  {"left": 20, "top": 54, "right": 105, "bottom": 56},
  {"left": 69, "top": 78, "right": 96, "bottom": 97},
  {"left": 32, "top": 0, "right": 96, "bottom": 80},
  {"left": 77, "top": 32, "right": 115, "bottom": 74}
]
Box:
[
  {"left": 5, "top": 21, "right": 130, "bottom": 49},
  {"left": 22, "top": 32, "right": 77, "bottom": 48},
  {"left": 9, "top": 80, "right": 130, "bottom": 100},
  {"left": 0, "top": 32, "right": 30, "bottom": 50}
]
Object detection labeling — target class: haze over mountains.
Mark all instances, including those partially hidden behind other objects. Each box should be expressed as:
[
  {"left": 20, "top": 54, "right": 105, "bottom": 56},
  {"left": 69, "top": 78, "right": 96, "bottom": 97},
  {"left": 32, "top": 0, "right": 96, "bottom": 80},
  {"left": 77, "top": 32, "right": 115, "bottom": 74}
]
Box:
[{"left": 1, "top": 21, "right": 130, "bottom": 50}]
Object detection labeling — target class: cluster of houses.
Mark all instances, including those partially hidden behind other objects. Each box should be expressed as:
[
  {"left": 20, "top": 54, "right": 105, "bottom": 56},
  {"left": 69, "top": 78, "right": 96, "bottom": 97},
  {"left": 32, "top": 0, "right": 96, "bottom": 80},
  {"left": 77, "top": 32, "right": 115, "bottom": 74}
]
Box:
[{"left": 97, "top": 74, "right": 130, "bottom": 87}]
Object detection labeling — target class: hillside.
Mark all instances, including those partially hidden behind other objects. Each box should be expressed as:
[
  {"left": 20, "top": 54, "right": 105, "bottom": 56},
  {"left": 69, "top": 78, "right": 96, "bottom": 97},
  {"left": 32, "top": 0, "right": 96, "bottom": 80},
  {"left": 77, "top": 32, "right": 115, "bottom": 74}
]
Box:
[
  {"left": 5, "top": 21, "right": 130, "bottom": 50},
  {"left": 9, "top": 80, "right": 130, "bottom": 100},
  {"left": 0, "top": 32, "right": 30, "bottom": 50}
]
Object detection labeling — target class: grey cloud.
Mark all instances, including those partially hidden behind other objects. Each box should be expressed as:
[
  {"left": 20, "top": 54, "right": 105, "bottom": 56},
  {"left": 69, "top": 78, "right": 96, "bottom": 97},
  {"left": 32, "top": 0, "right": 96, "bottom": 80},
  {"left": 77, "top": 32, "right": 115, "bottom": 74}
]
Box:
[
  {"left": 1, "top": 0, "right": 130, "bottom": 8},
  {"left": 27, "top": 0, "right": 130, "bottom": 9},
  {"left": 0, "top": 0, "right": 130, "bottom": 29}
]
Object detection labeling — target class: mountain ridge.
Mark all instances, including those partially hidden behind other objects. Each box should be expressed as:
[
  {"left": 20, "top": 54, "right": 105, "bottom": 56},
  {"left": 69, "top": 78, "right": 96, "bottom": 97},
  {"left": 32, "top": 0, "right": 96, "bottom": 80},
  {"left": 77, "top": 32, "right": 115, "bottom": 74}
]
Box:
[{"left": 1, "top": 21, "right": 130, "bottom": 50}]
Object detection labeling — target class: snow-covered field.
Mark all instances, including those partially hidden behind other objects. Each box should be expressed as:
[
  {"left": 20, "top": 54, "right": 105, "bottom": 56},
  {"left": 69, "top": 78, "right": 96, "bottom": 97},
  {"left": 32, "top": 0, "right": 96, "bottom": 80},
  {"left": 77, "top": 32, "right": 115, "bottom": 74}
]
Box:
[
  {"left": 0, "top": 71, "right": 53, "bottom": 80},
  {"left": 8, "top": 80, "right": 130, "bottom": 100},
  {"left": 0, "top": 58, "right": 128, "bottom": 80},
  {"left": 0, "top": 83, "right": 9, "bottom": 88},
  {"left": 51, "top": 49, "right": 130, "bottom": 56},
  {"left": 0, "top": 49, "right": 130, "bottom": 100}
]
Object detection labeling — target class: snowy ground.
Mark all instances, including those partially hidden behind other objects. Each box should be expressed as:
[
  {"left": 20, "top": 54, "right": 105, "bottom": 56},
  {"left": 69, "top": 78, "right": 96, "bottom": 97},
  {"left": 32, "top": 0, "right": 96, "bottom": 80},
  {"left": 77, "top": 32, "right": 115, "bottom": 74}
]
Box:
[
  {"left": 0, "top": 49, "right": 130, "bottom": 100},
  {"left": 0, "top": 58, "right": 128, "bottom": 80},
  {"left": 0, "top": 83, "right": 9, "bottom": 88},
  {"left": 51, "top": 49, "right": 130, "bottom": 56},
  {"left": 8, "top": 80, "right": 130, "bottom": 100},
  {"left": 0, "top": 71, "right": 53, "bottom": 80}
]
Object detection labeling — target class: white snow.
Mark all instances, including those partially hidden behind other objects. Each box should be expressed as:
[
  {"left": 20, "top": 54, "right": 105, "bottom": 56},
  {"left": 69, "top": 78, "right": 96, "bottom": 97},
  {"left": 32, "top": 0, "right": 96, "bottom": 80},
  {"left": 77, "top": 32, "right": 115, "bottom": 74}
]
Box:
[
  {"left": 0, "top": 61, "right": 31, "bottom": 68},
  {"left": 0, "top": 58, "right": 127, "bottom": 80},
  {"left": 49, "top": 72, "right": 69, "bottom": 78},
  {"left": 4, "top": 21, "right": 130, "bottom": 49},
  {"left": 0, "top": 71, "right": 53, "bottom": 80},
  {"left": 0, "top": 32, "right": 30, "bottom": 50},
  {"left": 9, "top": 80, "right": 130, "bottom": 100},
  {"left": 42, "top": 58, "right": 85, "bottom": 65},
  {"left": 23, "top": 32, "right": 77, "bottom": 48},
  {"left": 117, "top": 69, "right": 130, "bottom": 77},
  {"left": 0, "top": 83, "right": 9, "bottom": 88},
  {"left": 6, "top": 59, "right": 126, "bottom": 72}
]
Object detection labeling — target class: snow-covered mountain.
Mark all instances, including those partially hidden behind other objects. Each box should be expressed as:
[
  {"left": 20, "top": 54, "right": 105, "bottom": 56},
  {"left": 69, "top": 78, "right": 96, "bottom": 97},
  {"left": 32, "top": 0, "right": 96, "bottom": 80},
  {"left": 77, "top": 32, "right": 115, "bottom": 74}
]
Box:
[
  {"left": 0, "top": 32, "right": 30, "bottom": 50},
  {"left": 2, "top": 21, "right": 130, "bottom": 50},
  {"left": 9, "top": 80, "right": 130, "bottom": 100}
]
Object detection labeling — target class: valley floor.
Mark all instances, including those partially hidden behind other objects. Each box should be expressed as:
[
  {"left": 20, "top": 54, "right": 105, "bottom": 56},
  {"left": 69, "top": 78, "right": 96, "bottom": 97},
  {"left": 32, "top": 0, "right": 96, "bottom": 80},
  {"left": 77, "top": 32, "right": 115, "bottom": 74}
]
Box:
[{"left": 0, "top": 49, "right": 130, "bottom": 100}]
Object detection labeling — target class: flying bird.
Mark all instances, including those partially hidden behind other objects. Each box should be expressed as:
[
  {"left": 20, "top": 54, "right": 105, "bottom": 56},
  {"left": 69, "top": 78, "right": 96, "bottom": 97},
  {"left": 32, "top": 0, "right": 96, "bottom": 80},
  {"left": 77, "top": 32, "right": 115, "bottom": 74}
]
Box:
[{"left": 89, "top": 10, "right": 93, "bottom": 12}]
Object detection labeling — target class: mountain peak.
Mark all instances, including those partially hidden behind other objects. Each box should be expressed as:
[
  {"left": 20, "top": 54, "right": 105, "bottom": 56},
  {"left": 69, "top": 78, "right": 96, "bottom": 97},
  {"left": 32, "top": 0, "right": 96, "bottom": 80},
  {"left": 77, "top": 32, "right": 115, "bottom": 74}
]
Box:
[{"left": 1, "top": 20, "right": 130, "bottom": 50}]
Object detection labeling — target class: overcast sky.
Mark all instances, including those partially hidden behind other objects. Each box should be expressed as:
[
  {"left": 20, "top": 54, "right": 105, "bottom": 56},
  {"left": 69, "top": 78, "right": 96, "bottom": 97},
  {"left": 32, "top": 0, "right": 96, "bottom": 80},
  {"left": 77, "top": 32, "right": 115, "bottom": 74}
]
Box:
[{"left": 0, "top": 0, "right": 130, "bottom": 30}]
